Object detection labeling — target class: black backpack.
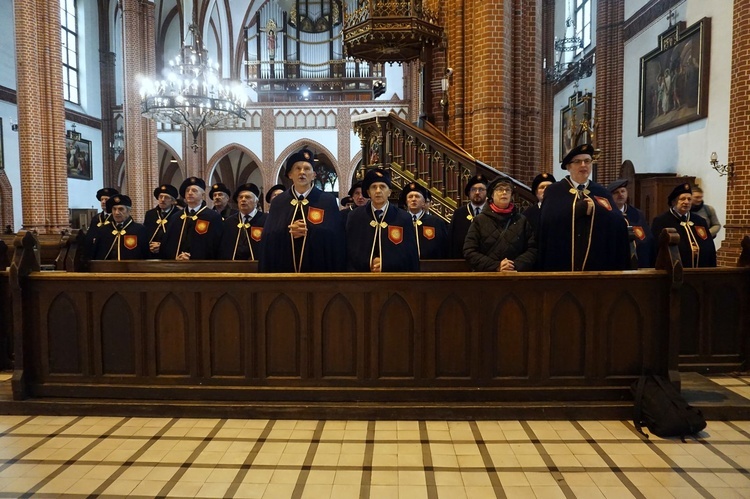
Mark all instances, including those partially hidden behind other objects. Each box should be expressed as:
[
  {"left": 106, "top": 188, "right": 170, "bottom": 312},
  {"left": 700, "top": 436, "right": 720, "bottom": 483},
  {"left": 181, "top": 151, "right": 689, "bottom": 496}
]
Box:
[{"left": 632, "top": 375, "right": 707, "bottom": 441}]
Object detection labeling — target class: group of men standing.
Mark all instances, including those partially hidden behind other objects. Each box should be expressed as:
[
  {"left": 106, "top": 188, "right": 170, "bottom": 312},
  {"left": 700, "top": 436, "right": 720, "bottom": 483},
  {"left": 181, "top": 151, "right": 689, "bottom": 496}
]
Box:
[{"left": 86, "top": 144, "right": 717, "bottom": 271}]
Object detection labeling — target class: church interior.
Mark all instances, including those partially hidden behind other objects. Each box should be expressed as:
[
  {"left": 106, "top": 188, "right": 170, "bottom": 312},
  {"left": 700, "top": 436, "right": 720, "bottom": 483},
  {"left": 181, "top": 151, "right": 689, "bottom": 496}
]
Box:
[{"left": 0, "top": 0, "right": 749, "bottom": 496}]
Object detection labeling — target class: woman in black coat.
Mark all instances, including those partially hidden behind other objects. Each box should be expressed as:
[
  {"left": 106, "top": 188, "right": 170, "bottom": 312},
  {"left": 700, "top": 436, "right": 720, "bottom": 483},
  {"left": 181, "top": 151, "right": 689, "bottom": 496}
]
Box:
[{"left": 463, "top": 177, "right": 537, "bottom": 271}]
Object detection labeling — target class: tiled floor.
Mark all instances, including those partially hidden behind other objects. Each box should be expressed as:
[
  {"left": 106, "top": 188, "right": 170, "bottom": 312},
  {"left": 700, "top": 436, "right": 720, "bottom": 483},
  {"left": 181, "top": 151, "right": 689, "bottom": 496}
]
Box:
[{"left": 1, "top": 376, "right": 750, "bottom": 498}]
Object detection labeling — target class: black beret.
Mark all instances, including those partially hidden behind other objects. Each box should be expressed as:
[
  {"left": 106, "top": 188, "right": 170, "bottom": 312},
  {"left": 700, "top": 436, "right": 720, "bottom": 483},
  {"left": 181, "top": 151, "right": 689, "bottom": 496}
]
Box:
[
  {"left": 487, "top": 176, "right": 514, "bottom": 194},
  {"left": 232, "top": 183, "right": 260, "bottom": 202},
  {"left": 531, "top": 173, "right": 556, "bottom": 193},
  {"left": 209, "top": 183, "right": 231, "bottom": 197},
  {"left": 667, "top": 182, "right": 692, "bottom": 206},
  {"left": 153, "top": 184, "right": 178, "bottom": 200},
  {"left": 348, "top": 181, "right": 363, "bottom": 197},
  {"left": 340, "top": 196, "right": 353, "bottom": 207},
  {"left": 105, "top": 194, "right": 132, "bottom": 212},
  {"left": 179, "top": 177, "right": 207, "bottom": 198},
  {"left": 398, "top": 182, "right": 428, "bottom": 206},
  {"left": 96, "top": 187, "right": 119, "bottom": 200},
  {"left": 285, "top": 148, "right": 315, "bottom": 175},
  {"left": 265, "top": 184, "right": 286, "bottom": 203},
  {"left": 362, "top": 168, "right": 392, "bottom": 198},
  {"left": 561, "top": 143, "right": 596, "bottom": 170},
  {"left": 464, "top": 174, "right": 489, "bottom": 196},
  {"left": 606, "top": 178, "right": 628, "bottom": 193}
]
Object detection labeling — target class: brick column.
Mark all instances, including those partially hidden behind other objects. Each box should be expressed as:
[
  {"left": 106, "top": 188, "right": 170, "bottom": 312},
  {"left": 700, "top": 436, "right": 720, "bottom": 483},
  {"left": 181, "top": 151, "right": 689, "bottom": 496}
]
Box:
[
  {"left": 717, "top": 1, "right": 750, "bottom": 266},
  {"left": 540, "top": 0, "right": 555, "bottom": 172},
  {"left": 14, "top": 0, "right": 69, "bottom": 233},
  {"left": 594, "top": 0, "right": 624, "bottom": 186},
  {"left": 122, "top": 0, "right": 159, "bottom": 221}
]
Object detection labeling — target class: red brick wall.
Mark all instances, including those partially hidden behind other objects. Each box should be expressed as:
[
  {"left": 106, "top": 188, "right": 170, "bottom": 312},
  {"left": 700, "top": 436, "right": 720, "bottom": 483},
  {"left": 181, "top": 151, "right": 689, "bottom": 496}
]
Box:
[{"left": 718, "top": 1, "right": 750, "bottom": 266}]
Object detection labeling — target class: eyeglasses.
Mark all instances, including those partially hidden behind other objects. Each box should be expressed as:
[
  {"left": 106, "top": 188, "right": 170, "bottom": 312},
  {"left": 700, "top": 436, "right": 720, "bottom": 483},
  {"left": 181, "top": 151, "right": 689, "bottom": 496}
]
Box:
[
  {"left": 494, "top": 186, "right": 512, "bottom": 193},
  {"left": 469, "top": 187, "right": 487, "bottom": 193},
  {"left": 569, "top": 158, "right": 593, "bottom": 166}
]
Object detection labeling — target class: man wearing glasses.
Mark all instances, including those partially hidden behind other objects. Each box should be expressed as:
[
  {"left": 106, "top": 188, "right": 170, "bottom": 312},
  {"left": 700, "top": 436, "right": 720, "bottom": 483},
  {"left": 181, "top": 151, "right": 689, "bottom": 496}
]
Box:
[
  {"left": 448, "top": 174, "right": 489, "bottom": 258},
  {"left": 537, "top": 144, "right": 629, "bottom": 271}
]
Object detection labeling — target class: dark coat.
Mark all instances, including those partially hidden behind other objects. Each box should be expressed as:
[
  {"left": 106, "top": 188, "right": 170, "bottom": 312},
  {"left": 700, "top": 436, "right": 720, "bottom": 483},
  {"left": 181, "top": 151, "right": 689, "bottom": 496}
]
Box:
[
  {"left": 537, "top": 178, "right": 630, "bottom": 271},
  {"left": 463, "top": 205, "right": 537, "bottom": 271},
  {"left": 91, "top": 217, "right": 149, "bottom": 260},
  {"left": 409, "top": 212, "right": 448, "bottom": 260},
  {"left": 218, "top": 210, "right": 268, "bottom": 260},
  {"left": 259, "top": 187, "right": 345, "bottom": 272},
  {"left": 448, "top": 204, "right": 484, "bottom": 258},
  {"left": 620, "top": 204, "right": 655, "bottom": 268},
  {"left": 346, "top": 202, "right": 419, "bottom": 272},
  {"left": 159, "top": 201, "right": 224, "bottom": 259},
  {"left": 215, "top": 206, "right": 238, "bottom": 220},
  {"left": 651, "top": 209, "right": 716, "bottom": 268},
  {"left": 143, "top": 205, "right": 182, "bottom": 255},
  {"left": 521, "top": 202, "right": 542, "bottom": 233},
  {"left": 82, "top": 211, "right": 113, "bottom": 260}
]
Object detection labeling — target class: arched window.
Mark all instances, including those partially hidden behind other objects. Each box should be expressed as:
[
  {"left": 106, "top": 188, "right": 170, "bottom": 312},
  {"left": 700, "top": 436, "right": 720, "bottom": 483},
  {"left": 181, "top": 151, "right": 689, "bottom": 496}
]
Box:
[{"left": 61, "top": 0, "right": 80, "bottom": 104}]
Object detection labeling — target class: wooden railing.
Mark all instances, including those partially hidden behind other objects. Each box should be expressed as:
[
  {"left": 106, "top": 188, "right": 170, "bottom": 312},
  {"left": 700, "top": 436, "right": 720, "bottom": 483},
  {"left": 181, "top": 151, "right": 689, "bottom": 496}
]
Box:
[{"left": 353, "top": 111, "right": 536, "bottom": 222}]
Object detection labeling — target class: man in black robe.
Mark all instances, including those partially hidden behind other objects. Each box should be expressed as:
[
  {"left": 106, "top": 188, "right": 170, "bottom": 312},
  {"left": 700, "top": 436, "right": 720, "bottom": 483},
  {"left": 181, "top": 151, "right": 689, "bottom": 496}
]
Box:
[
  {"left": 259, "top": 148, "right": 345, "bottom": 272},
  {"left": 608, "top": 178, "right": 655, "bottom": 268},
  {"left": 651, "top": 182, "right": 716, "bottom": 268},
  {"left": 209, "top": 182, "right": 236, "bottom": 220},
  {"left": 399, "top": 181, "right": 448, "bottom": 259},
  {"left": 264, "top": 183, "right": 286, "bottom": 212},
  {"left": 447, "top": 174, "right": 489, "bottom": 258},
  {"left": 522, "top": 172, "right": 555, "bottom": 232},
  {"left": 219, "top": 183, "right": 268, "bottom": 260},
  {"left": 159, "top": 177, "right": 224, "bottom": 260},
  {"left": 90, "top": 195, "right": 148, "bottom": 260},
  {"left": 83, "top": 187, "right": 119, "bottom": 260},
  {"left": 143, "top": 184, "right": 181, "bottom": 257},
  {"left": 538, "top": 144, "right": 630, "bottom": 271},
  {"left": 346, "top": 168, "right": 419, "bottom": 272}
]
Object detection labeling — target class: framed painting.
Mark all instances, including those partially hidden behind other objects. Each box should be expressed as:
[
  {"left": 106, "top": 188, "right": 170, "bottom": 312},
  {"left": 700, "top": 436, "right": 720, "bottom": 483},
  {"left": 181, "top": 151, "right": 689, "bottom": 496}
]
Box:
[
  {"left": 560, "top": 92, "right": 592, "bottom": 162},
  {"left": 66, "top": 132, "right": 92, "bottom": 180},
  {"left": 638, "top": 18, "right": 711, "bottom": 137}
]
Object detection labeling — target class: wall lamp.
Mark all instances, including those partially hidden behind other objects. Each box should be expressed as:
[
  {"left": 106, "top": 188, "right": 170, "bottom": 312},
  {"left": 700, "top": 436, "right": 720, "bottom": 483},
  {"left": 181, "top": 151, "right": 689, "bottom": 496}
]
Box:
[{"left": 709, "top": 152, "right": 734, "bottom": 177}]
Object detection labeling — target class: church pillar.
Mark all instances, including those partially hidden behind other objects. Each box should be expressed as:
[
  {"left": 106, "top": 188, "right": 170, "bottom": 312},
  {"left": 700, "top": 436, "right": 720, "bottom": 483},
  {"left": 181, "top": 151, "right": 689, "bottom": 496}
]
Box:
[
  {"left": 121, "top": 0, "right": 159, "bottom": 222},
  {"left": 14, "top": 0, "right": 69, "bottom": 234},
  {"left": 593, "top": 0, "right": 625, "bottom": 185},
  {"left": 717, "top": 1, "right": 750, "bottom": 266}
]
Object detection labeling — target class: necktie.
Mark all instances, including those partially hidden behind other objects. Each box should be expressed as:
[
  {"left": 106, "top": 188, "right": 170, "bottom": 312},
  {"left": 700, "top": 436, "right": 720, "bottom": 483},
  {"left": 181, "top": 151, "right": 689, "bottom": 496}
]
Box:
[
  {"left": 244, "top": 215, "right": 251, "bottom": 224},
  {"left": 375, "top": 209, "right": 383, "bottom": 221},
  {"left": 116, "top": 223, "right": 123, "bottom": 231},
  {"left": 474, "top": 207, "right": 480, "bottom": 216},
  {"left": 188, "top": 209, "right": 196, "bottom": 216},
  {"left": 576, "top": 184, "right": 585, "bottom": 200},
  {"left": 298, "top": 195, "right": 305, "bottom": 201},
  {"left": 412, "top": 214, "right": 418, "bottom": 223},
  {"left": 161, "top": 211, "right": 168, "bottom": 217},
  {"left": 681, "top": 214, "right": 688, "bottom": 223}
]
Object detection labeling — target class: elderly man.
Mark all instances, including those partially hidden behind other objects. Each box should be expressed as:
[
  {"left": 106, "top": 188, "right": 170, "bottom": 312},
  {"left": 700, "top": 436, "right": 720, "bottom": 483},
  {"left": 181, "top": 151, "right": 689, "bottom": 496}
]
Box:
[
  {"left": 159, "top": 177, "right": 224, "bottom": 260},
  {"left": 219, "top": 183, "right": 267, "bottom": 260},
  {"left": 143, "top": 184, "right": 182, "bottom": 256},
  {"left": 259, "top": 148, "right": 344, "bottom": 272},
  {"left": 522, "top": 172, "right": 555, "bottom": 231},
  {"left": 399, "top": 182, "right": 447, "bottom": 259},
  {"left": 90, "top": 195, "right": 148, "bottom": 260},
  {"left": 346, "top": 168, "right": 419, "bottom": 272},
  {"left": 209, "top": 182, "right": 236, "bottom": 219},
  {"left": 83, "top": 187, "right": 120, "bottom": 260},
  {"left": 651, "top": 183, "right": 716, "bottom": 268},
  {"left": 448, "top": 174, "right": 489, "bottom": 258},
  {"left": 264, "top": 184, "right": 286, "bottom": 212},
  {"left": 537, "top": 144, "right": 629, "bottom": 271},
  {"left": 607, "top": 178, "right": 655, "bottom": 268}
]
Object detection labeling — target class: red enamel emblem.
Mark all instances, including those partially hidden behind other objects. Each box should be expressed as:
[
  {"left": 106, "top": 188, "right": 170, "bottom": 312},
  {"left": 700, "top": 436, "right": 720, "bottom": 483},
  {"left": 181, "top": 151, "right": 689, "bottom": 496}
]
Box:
[
  {"left": 123, "top": 235, "right": 137, "bottom": 250},
  {"left": 251, "top": 227, "right": 263, "bottom": 242},
  {"left": 633, "top": 226, "right": 646, "bottom": 240},
  {"left": 695, "top": 226, "right": 708, "bottom": 240},
  {"left": 195, "top": 220, "right": 209, "bottom": 235},
  {"left": 594, "top": 196, "right": 612, "bottom": 211},
  {"left": 307, "top": 207, "right": 324, "bottom": 224},
  {"left": 422, "top": 226, "right": 435, "bottom": 240},
  {"left": 388, "top": 226, "right": 403, "bottom": 245}
]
